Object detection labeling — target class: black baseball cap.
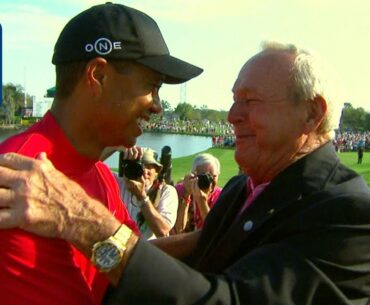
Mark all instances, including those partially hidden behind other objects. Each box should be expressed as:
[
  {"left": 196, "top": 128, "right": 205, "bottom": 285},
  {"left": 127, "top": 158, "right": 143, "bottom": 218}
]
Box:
[{"left": 52, "top": 2, "right": 203, "bottom": 84}]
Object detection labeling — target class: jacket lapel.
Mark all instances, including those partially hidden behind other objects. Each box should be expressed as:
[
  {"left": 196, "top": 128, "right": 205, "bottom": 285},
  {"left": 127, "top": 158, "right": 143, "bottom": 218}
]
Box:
[{"left": 193, "top": 143, "right": 340, "bottom": 273}]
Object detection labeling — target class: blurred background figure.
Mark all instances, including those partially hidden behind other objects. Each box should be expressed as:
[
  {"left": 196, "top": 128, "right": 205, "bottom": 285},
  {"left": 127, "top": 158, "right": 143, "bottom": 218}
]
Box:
[
  {"left": 116, "top": 147, "right": 178, "bottom": 240},
  {"left": 158, "top": 145, "right": 174, "bottom": 185},
  {"left": 174, "top": 153, "right": 222, "bottom": 234},
  {"left": 358, "top": 146, "right": 364, "bottom": 164}
]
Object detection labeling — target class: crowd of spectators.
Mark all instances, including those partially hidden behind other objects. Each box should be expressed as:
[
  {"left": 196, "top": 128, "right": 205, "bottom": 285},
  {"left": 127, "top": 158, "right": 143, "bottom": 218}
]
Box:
[
  {"left": 144, "top": 117, "right": 369, "bottom": 153},
  {"left": 333, "top": 131, "right": 369, "bottom": 152},
  {"left": 143, "top": 117, "right": 233, "bottom": 137}
]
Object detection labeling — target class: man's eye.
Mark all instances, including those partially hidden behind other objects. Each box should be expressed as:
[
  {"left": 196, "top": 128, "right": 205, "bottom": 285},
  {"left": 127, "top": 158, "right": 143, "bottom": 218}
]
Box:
[{"left": 244, "top": 99, "right": 260, "bottom": 105}]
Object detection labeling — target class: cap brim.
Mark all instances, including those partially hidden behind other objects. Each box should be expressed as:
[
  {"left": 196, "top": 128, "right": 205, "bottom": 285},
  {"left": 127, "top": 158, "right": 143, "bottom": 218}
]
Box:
[{"left": 136, "top": 55, "right": 203, "bottom": 84}]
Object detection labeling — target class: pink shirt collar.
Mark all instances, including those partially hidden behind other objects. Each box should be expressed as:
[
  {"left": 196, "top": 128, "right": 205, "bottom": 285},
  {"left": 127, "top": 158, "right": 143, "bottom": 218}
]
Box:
[{"left": 239, "top": 177, "right": 270, "bottom": 214}]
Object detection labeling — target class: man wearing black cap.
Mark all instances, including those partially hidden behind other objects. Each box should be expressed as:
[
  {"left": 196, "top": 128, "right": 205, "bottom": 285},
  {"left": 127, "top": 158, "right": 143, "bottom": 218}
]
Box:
[{"left": 0, "top": 3, "right": 202, "bottom": 305}]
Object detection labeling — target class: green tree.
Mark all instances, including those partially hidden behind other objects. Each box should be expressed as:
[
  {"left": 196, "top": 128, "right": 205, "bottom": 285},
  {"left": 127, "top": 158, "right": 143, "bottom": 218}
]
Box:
[
  {"left": 341, "top": 103, "right": 367, "bottom": 131},
  {"left": 174, "top": 102, "right": 196, "bottom": 120},
  {"left": 1, "top": 83, "right": 24, "bottom": 123},
  {"left": 160, "top": 99, "right": 173, "bottom": 113},
  {"left": 365, "top": 113, "right": 370, "bottom": 131}
]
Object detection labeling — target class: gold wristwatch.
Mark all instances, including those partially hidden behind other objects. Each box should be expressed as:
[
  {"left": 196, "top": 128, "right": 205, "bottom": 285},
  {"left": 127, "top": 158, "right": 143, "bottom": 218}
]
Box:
[{"left": 91, "top": 224, "right": 132, "bottom": 272}]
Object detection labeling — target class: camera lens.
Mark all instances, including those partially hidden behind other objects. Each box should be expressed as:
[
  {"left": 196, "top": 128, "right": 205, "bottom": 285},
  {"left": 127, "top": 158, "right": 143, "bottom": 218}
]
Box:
[
  {"left": 197, "top": 173, "right": 214, "bottom": 190},
  {"left": 122, "top": 160, "right": 144, "bottom": 180}
]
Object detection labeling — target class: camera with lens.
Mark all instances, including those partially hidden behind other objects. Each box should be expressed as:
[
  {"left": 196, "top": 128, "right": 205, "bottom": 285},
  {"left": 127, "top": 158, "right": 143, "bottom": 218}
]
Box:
[
  {"left": 197, "top": 173, "right": 214, "bottom": 191},
  {"left": 118, "top": 152, "right": 144, "bottom": 180}
]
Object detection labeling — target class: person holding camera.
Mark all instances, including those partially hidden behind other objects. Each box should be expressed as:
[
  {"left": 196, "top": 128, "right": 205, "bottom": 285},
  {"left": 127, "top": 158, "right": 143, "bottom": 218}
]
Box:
[
  {"left": 174, "top": 153, "right": 222, "bottom": 234},
  {"left": 116, "top": 147, "right": 178, "bottom": 240}
]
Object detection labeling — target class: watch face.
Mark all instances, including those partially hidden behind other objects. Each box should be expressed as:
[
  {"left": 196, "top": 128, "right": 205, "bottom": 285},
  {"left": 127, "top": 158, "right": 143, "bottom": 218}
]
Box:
[{"left": 95, "top": 242, "right": 122, "bottom": 270}]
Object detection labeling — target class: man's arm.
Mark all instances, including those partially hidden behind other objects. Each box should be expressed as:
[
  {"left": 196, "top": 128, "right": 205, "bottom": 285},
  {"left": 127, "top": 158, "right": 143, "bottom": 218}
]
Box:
[
  {"left": 140, "top": 198, "right": 173, "bottom": 237},
  {"left": 0, "top": 153, "right": 130, "bottom": 282},
  {"left": 0, "top": 152, "right": 121, "bottom": 252},
  {"left": 140, "top": 184, "right": 178, "bottom": 238},
  {"left": 150, "top": 230, "right": 201, "bottom": 260},
  {"left": 174, "top": 196, "right": 191, "bottom": 234}
]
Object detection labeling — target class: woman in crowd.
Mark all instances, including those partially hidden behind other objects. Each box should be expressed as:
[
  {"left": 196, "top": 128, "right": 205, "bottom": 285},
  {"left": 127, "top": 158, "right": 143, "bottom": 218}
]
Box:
[{"left": 174, "top": 153, "right": 222, "bottom": 233}]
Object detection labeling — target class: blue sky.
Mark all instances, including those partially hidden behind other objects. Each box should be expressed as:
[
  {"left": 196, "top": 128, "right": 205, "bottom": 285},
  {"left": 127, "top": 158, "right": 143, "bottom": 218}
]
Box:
[{"left": 1, "top": 0, "right": 370, "bottom": 111}]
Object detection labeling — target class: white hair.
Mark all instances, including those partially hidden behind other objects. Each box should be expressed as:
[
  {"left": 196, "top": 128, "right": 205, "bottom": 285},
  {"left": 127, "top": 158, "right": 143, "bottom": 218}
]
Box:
[
  {"left": 260, "top": 41, "right": 342, "bottom": 139},
  {"left": 192, "top": 153, "right": 221, "bottom": 175}
]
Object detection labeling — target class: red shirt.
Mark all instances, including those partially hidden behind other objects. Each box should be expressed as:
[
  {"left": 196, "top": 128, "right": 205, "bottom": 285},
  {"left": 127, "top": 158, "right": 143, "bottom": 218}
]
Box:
[{"left": 0, "top": 112, "right": 138, "bottom": 305}]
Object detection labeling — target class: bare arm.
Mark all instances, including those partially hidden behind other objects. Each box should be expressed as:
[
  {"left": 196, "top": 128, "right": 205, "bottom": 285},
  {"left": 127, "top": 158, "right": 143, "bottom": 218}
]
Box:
[
  {"left": 191, "top": 178, "right": 212, "bottom": 221},
  {"left": 124, "top": 178, "right": 177, "bottom": 237},
  {"left": 195, "top": 195, "right": 211, "bottom": 220},
  {"left": 141, "top": 198, "right": 172, "bottom": 237},
  {"left": 150, "top": 230, "right": 201, "bottom": 260},
  {"left": 174, "top": 197, "right": 191, "bottom": 233}
]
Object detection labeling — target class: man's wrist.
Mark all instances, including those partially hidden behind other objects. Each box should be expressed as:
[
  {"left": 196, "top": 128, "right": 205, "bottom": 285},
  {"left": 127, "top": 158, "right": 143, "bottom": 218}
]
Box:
[
  {"left": 91, "top": 224, "right": 137, "bottom": 272},
  {"left": 63, "top": 197, "right": 121, "bottom": 258},
  {"left": 109, "top": 230, "right": 139, "bottom": 285},
  {"left": 181, "top": 195, "right": 191, "bottom": 205},
  {"left": 137, "top": 195, "right": 150, "bottom": 208}
]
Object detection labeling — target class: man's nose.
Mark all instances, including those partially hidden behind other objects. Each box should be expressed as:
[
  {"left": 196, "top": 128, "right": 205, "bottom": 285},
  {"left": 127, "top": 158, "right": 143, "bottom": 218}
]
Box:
[
  {"left": 228, "top": 102, "right": 242, "bottom": 124},
  {"left": 151, "top": 95, "right": 162, "bottom": 114}
]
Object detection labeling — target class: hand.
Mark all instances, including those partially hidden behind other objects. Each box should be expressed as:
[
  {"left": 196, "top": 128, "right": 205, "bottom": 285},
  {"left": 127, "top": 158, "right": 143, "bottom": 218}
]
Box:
[
  {"left": 124, "top": 175, "right": 147, "bottom": 201},
  {"left": 0, "top": 152, "right": 120, "bottom": 254},
  {"left": 190, "top": 178, "right": 210, "bottom": 204},
  {"left": 122, "top": 146, "right": 143, "bottom": 161},
  {"left": 182, "top": 173, "right": 195, "bottom": 198}
]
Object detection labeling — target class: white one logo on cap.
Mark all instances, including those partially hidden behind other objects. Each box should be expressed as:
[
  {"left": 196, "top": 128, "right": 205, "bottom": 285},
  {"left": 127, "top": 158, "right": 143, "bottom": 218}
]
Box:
[{"left": 85, "top": 38, "right": 122, "bottom": 55}]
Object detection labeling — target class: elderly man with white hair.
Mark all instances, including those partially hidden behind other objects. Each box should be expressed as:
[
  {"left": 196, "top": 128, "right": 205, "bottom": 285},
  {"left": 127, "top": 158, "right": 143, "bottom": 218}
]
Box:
[
  {"left": 174, "top": 153, "right": 222, "bottom": 234},
  {"left": 0, "top": 41, "right": 370, "bottom": 305}
]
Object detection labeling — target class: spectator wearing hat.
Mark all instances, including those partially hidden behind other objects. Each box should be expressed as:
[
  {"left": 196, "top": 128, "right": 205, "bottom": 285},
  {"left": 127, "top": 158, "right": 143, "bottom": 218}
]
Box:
[
  {"left": 0, "top": 3, "right": 202, "bottom": 305},
  {"left": 116, "top": 147, "right": 178, "bottom": 240}
]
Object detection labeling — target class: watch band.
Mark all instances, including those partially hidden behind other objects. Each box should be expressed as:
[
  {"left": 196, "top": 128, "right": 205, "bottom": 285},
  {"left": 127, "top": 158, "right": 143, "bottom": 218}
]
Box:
[
  {"left": 140, "top": 195, "right": 150, "bottom": 207},
  {"left": 112, "top": 224, "right": 132, "bottom": 246},
  {"left": 91, "top": 224, "right": 133, "bottom": 272}
]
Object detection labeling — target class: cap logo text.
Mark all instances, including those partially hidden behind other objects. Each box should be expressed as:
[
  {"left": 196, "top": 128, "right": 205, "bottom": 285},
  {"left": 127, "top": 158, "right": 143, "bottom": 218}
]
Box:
[{"left": 85, "top": 38, "right": 122, "bottom": 55}]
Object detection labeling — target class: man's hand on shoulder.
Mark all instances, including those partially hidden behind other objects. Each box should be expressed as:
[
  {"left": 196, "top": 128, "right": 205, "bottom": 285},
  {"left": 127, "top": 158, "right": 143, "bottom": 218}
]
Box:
[{"left": 0, "top": 152, "right": 120, "bottom": 257}]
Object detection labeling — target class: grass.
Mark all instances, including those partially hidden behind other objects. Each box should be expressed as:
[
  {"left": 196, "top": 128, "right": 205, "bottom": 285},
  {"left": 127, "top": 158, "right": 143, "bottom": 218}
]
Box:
[
  {"left": 171, "top": 148, "right": 370, "bottom": 187},
  {"left": 337, "top": 152, "right": 370, "bottom": 186}
]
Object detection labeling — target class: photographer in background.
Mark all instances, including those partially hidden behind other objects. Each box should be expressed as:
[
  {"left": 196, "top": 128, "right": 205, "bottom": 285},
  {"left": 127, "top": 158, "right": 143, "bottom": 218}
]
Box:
[
  {"left": 174, "top": 153, "right": 222, "bottom": 234},
  {"left": 116, "top": 147, "right": 178, "bottom": 240}
]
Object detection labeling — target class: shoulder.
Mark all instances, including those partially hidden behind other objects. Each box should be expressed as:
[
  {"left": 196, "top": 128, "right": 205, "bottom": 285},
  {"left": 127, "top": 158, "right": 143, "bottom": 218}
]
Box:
[
  {"left": 160, "top": 183, "right": 177, "bottom": 196},
  {"left": 0, "top": 130, "right": 51, "bottom": 156}
]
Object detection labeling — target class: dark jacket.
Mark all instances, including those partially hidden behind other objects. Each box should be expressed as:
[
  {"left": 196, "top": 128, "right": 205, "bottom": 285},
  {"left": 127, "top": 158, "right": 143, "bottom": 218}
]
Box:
[{"left": 104, "top": 143, "right": 370, "bottom": 305}]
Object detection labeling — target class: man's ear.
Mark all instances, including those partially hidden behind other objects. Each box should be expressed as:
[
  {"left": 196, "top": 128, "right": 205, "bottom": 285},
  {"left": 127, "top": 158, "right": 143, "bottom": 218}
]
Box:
[
  {"left": 85, "top": 57, "right": 109, "bottom": 96},
  {"left": 303, "top": 96, "right": 327, "bottom": 134}
]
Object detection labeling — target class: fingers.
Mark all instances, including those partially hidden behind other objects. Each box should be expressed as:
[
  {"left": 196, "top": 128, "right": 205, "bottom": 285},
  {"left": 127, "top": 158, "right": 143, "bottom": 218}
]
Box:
[
  {"left": 36, "top": 153, "right": 58, "bottom": 173},
  {"left": 0, "top": 189, "right": 14, "bottom": 208},
  {"left": 123, "top": 148, "right": 133, "bottom": 160},
  {"left": 0, "top": 189, "right": 20, "bottom": 229},
  {"left": 123, "top": 146, "right": 143, "bottom": 160},
  {"left": 0, "top": 208, "right": 14, "bottom": 229},
  {"left": 0, "top": 153, "right": 37, "bottom": 170},
  {"left": 36, "top": 152, "right": 48, "bottom": 161},
  {"left": 0, "top": 165, "right": 23, "bottom": 188}
]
